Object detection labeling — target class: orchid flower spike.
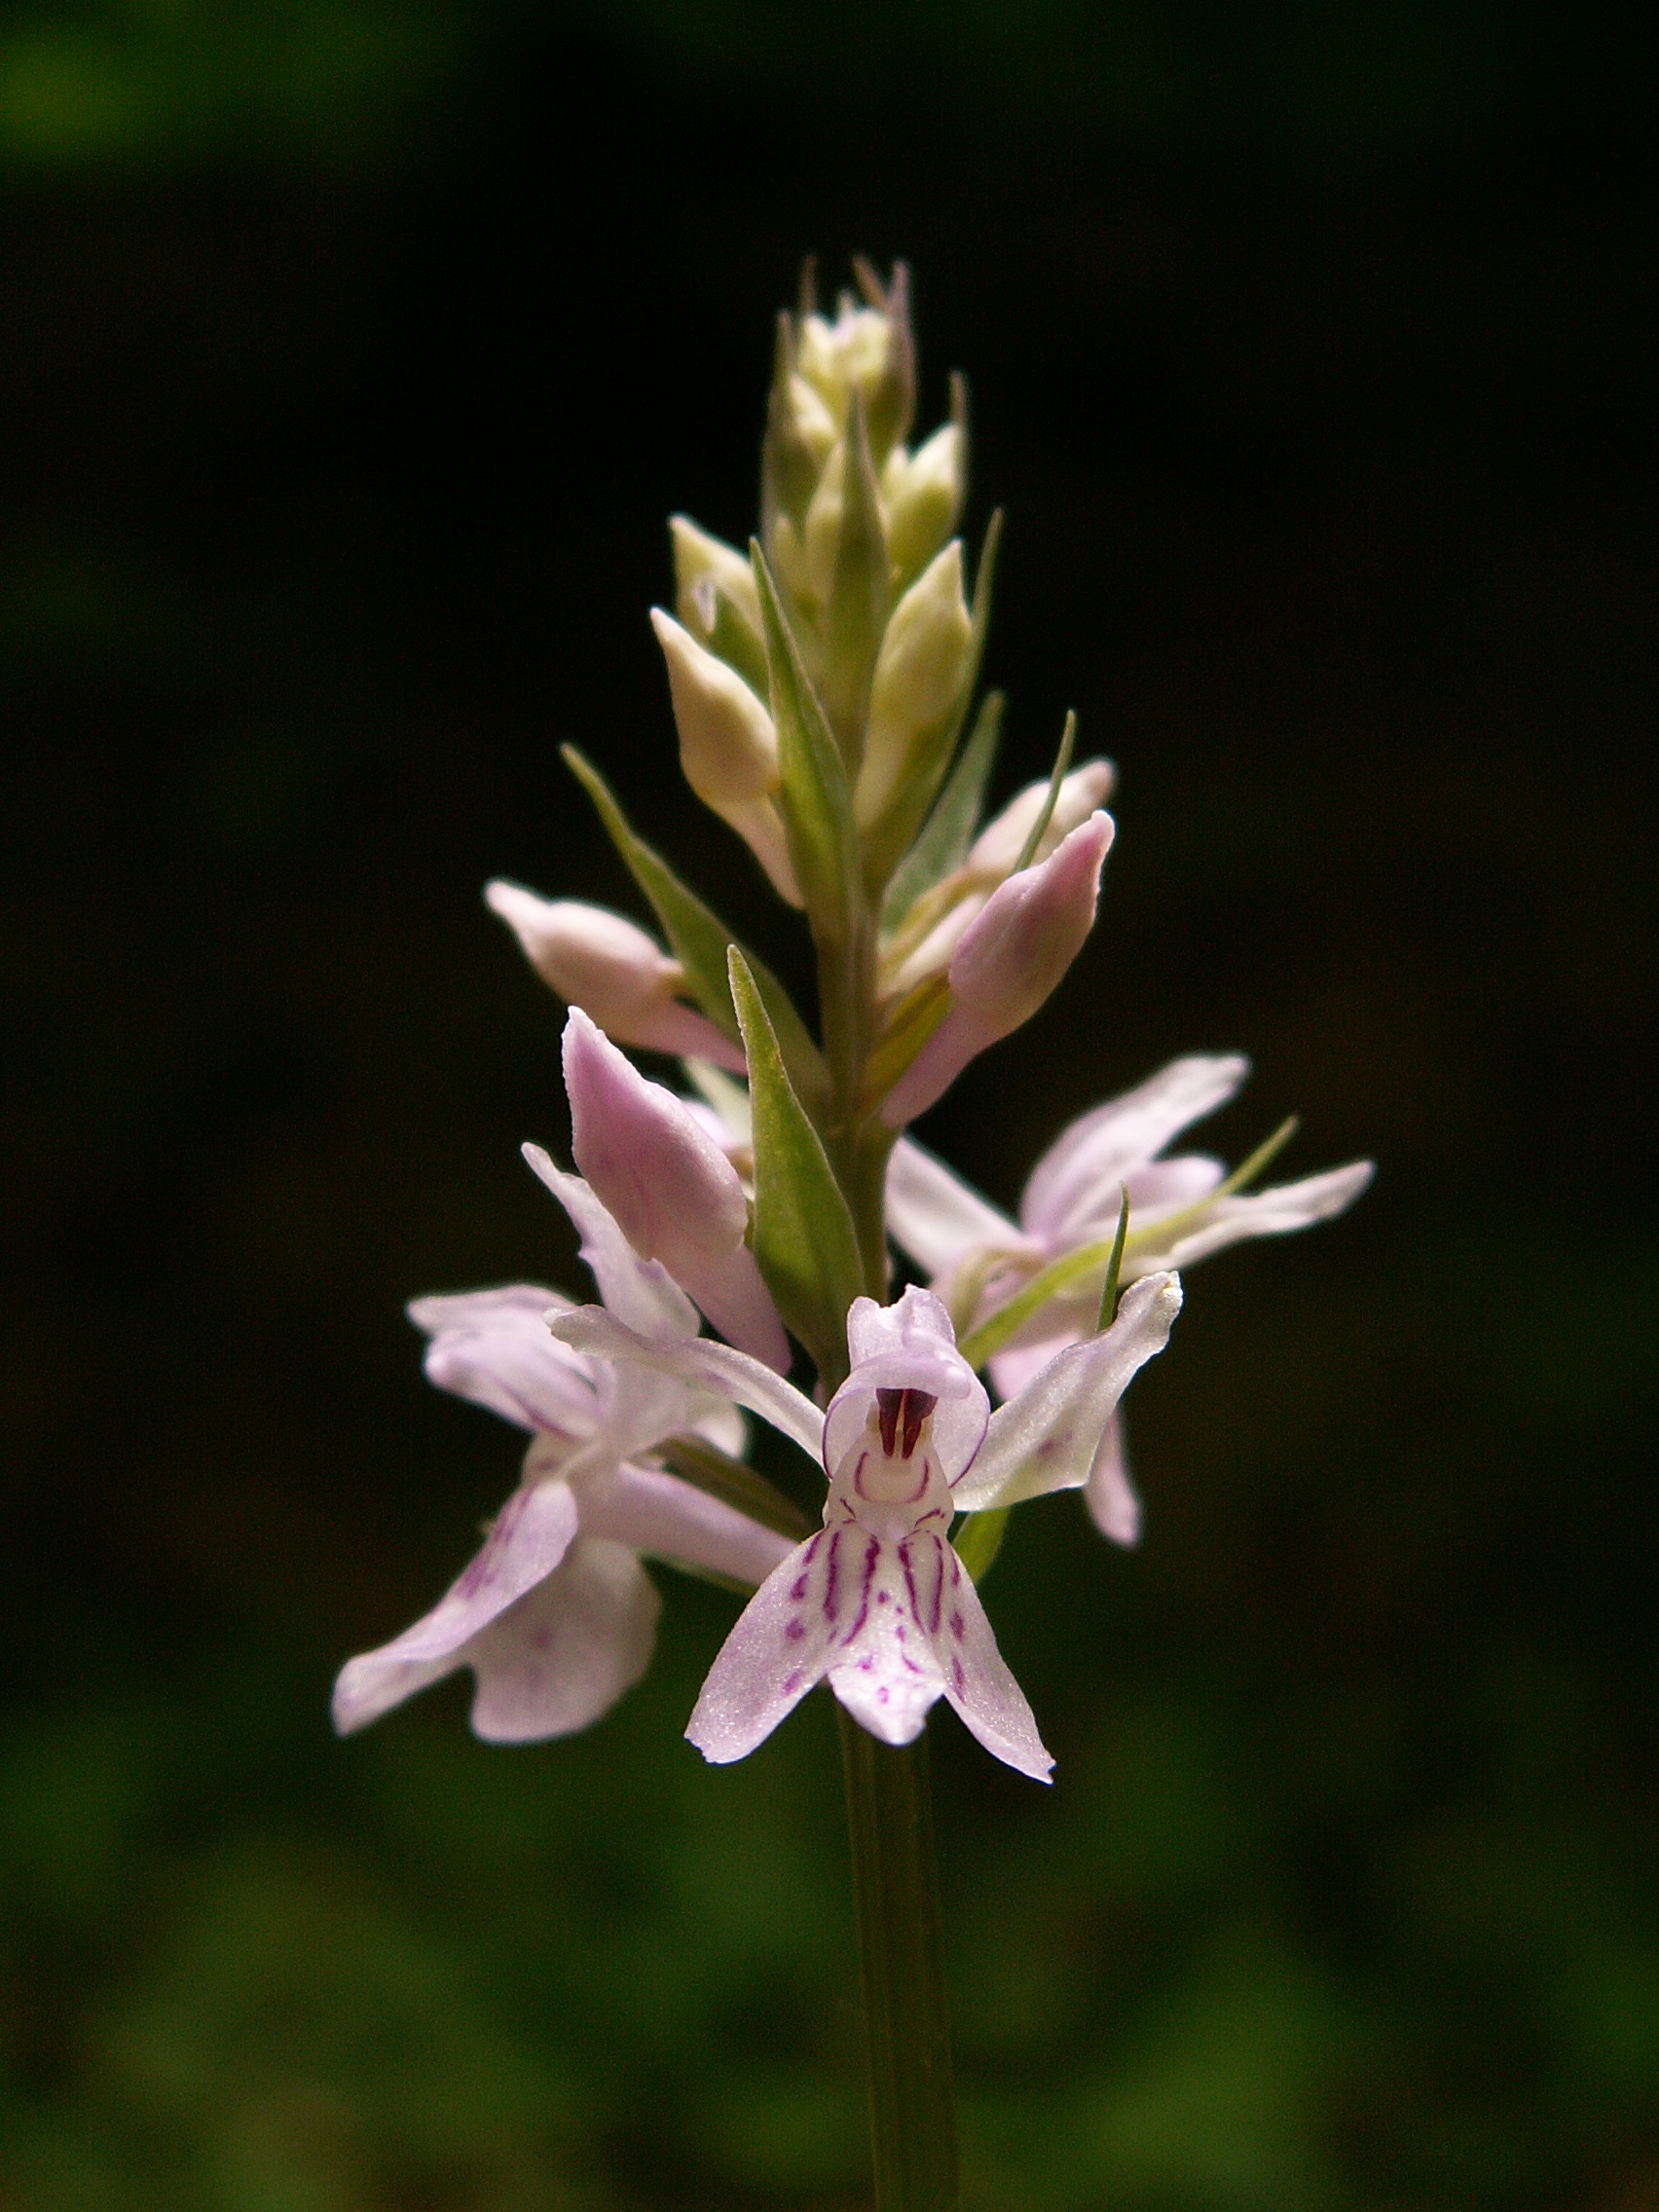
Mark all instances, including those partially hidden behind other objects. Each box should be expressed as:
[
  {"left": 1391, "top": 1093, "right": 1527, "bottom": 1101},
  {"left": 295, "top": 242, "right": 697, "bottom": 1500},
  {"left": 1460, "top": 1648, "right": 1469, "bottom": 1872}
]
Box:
[
  {"left": 331, "top": 1170, "right": 791, "bottom": 1746},
  {"left": 559, "top": 1008, "right": 791, "bottom": 1373},
  {"left": 886, "top": 1053, "right": 1374, "bottom": 1541},
  {"left": 484, "top": 881, "right": 746, "bottom": 1071},
  {"left": 548, "top": 1275, "right": 1181, "bottom": 1780}
]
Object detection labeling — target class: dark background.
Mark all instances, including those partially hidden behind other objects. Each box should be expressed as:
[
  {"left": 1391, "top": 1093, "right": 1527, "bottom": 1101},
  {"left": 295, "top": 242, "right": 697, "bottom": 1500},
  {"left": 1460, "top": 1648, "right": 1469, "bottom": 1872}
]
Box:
[{"left": 3, "top": 4, "right": 1656, "bottom": 2206}]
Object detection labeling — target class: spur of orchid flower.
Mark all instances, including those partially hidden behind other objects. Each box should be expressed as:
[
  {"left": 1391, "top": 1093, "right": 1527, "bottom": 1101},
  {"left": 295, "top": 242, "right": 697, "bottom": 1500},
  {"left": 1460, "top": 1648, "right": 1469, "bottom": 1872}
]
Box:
[
  {"left": 548, "top": 1274, "right": 1182, "bottom": 1780},
  {"left": 885, "top": 1053, "right": 1374, "bottom": 1540},
  {"left": 331, "top": 1165, "right": 792, "bottom": 1745}
]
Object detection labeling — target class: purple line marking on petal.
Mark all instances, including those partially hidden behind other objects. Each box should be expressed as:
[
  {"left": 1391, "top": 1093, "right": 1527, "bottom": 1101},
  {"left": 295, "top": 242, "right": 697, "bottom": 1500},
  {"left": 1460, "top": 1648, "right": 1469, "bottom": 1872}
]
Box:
[
  {"left": 838, "top": 1536, "right": 880, "bottom": 1649},
  {"left": 792, "top": 1530, "right": 824, "bottom": 1603},
  {"left": 900, "top": 1540, "right": 920, "bottom": 1621},
  {"left": 823, "top": 1529, "right": 842, "bottom": 1623},
  {"left": 783, "top": 1669, "right": 803, "bottom": 1696},
  {"left": 950, "top": 1610, "right": 965, "bottom": 1641},
  {"left": 786, "top": 1617, "right": 806, "bottom": 1642},
  {"left": 924, "top": 1541, "right": 944, "bottom": 1636},
  {"left": 952, "top": 1656, "right": 966, "bottom": 1695}
]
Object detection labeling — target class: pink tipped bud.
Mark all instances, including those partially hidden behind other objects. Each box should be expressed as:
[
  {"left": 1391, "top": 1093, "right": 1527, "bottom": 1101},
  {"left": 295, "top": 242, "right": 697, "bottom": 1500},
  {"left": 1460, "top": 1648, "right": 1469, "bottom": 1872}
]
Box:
[
  {"left": 562, "top": 1010, "right": 790, "bottom": 1372},
  {"left": 486, "top": 884, "right": 746, "bottom": 1071},
  {"left": 881, "top": 812, "right": 1114, "bottom": 1126}
]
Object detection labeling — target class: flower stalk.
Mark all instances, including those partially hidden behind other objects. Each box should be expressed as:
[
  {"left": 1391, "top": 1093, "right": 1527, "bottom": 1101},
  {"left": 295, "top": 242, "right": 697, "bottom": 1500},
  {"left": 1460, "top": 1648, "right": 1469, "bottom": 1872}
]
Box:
[{"left": 840, "top": 1713, "right": 959, "bottom": 2212}]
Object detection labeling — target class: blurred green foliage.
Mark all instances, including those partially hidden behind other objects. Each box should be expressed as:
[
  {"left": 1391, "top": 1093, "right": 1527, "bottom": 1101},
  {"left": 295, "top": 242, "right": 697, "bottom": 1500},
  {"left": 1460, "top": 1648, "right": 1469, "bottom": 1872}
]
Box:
[{"left": 3, "top": 0, "right": 1656, "bottom": 2205}]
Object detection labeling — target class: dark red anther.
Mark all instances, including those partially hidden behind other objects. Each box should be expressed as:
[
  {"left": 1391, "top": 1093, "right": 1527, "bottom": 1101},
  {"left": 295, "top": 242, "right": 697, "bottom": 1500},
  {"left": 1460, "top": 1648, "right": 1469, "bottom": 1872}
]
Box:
[{"left": 875, "top": 1386, "right": 939, "bottom": 1458}]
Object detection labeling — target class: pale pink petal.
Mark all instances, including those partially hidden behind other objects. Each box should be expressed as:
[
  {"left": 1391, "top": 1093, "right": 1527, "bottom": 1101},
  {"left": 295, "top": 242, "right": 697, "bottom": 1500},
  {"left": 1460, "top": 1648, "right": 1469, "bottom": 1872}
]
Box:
[
  {"left": 1119, "top": 1156, "right": 1226, "bottom": 1224},
  {"left": 987, "top": 1328, "right": 1083, "bottom": 1403},
  {"left": 564, "top": 1008, "right": 748, "bottom": 1255},
  {"left": 824, "top": 1287, "right": 989, "bottom": 1484},
  {"left": 686, "top": 1527, "right": 866, "bottom": 1762},
  {"left": 878, "top": 1004, "right": 1002, "bottom": 1130},
  {"left": 465, "top": 1536, "right": 660, "bottom": 1743},
  {"left": 546, "top": 1306, "right": 825, "bottom": 1462},
  {"left": 331, "top": 1478, "right": 579, "bottom": 1733},
  {"left": 408, "top": 1284, "right": 600, "bottom": 1436},
  {"left": 1083, "top": 1411, "right": 1141, "bottom": 1545},
  {"left": 923, "top": 1537, "right": 1053, "bottom": 1780},
  {"left": 884, "top": 1137, "right": 1019, "bottom": 1276},
  {"left": 484, "top": 881, "right": 747, "bottom": 1072},
  {"left": 689, "top": 1395, "right": 747, "bottom": 1458},
  {"left": 520, "top": 1147, "right": 700, "bottom": 1342},
  {"left": 576, "top": 1460, "right": 793, "bottom": 1588},
  {"left": 670, "top": 1241, "right": 792, "bottom": 1376},
  {"left": 881, "top": 816, "right": 1113, "bottom": 1126},
  {"left": 1123, "top": 1161, "right": 1376, "bottom": 1273},
  {"left": 563, "top": 1010, "right": 789, "bottom": 1369},
  {"left": 1019, "top": 1055, "right": 1249, "bottom": 1239},
  {"left": 953, "top": 1272, "right": 1182, "bottom": 1511}
]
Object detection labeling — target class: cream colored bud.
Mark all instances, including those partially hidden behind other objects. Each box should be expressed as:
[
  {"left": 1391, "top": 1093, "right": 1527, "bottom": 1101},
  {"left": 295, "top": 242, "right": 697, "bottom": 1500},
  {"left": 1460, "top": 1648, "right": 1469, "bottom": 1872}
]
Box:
[
  {"left": 796, "top": 305, "right": 890, "bottom": 423},
  {"left": 670, "top": 516, "right": 760, "bottom": 640},
  {"left": 651, "top": 608, "right": 778, "bottom": 807},
  {"left": 800, "top": 438, "right": 846, "bottom": 604},
  {"left": 856, "top": 540, "right": 973, "bottom": 830},
  {"left": 786, "top": 372, "right": 838, "bottom": 466},
  {"left": 968, "top": 759, "right": 1118, "bottom": 876},
  {"left": 882, "top": 424, "right": 966, "bottom": 577}
]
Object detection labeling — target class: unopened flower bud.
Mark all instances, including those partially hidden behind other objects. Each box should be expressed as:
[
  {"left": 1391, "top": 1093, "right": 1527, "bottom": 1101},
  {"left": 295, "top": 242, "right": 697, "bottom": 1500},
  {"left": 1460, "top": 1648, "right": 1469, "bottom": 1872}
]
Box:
[
  {"left": 669, "top": 517, "right": 761, "bottom": 641},
  {"left": 651, "top": 608, "right": 803, "bottom": 907},
  {"left": 563, "top": 1010, "right": 790, "bottom": 1372},
  {"left": 882, "top": 423, "right": 966, "bottom": 578},
  {"left": 881, "top": 813, "right": 1114, "bottom": 1125},
  {"left": 484, "top": 882, "right": 746, "bottom": 1071},
  {"left": 856, "top": 541, "right": 973, "bottom": 831},
  {"left": 796, "top": 305, "right": 891, "bottom": 424}
]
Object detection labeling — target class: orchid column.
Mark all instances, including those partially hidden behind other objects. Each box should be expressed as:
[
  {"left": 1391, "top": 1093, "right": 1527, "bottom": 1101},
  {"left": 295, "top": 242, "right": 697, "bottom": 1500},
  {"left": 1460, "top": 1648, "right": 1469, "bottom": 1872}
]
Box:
[{"left": 339, "top": 261, "right": 1372, "bottom": 2212}]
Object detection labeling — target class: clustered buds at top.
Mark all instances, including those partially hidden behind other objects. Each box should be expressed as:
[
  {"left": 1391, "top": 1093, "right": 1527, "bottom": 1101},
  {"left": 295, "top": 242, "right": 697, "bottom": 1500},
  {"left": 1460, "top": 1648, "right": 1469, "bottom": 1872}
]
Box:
[
  {"left": 882, "top": 812, "right": 1115, "bottom": 1125},
  {"left": 561, "top": 1009, "right": 791, "bottom": 1374},
  {"left": 882, "top": 421, "right": 966, "bottom": 582},
  {"left": 485, "top": 881, "right": 746, "bottom": 1070}
]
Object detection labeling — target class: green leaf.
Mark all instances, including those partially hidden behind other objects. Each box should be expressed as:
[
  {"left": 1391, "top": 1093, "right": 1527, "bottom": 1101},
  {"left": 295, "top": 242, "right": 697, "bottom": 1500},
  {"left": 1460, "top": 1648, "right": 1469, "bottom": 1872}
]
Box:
[
  {"left": 881, "top": 688, "right": 1004, "bottom": 927},
  {"left": 821, "top": 390, "right": 890, "bottom": 769},
  {"left": 729, "top": 947, "right": 866, "bottom": 1387},
  {"left": 561, "top": 745, "right": 827, "bottom": 1108},
  {"left": 751, "top": 543, "right": 860, "bottom": 942},
  {"left": 951, "top": 1507, "right": 1009, "bottom": 1583},
  {"left": 1094, "top": 1184, "right": 1131, "bottom": 1331},
  {"left": 1012, "top": 710, "right": 1077, "bottom": 873},
  {"left": 657, "top": 1433, "right": 814, "bottom": 1543}
]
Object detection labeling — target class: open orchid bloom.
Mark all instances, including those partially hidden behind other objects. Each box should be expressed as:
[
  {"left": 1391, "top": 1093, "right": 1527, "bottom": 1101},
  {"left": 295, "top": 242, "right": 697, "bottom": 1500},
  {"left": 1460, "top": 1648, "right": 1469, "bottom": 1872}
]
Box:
[
  {"left": 331, "top": 1170, "right": 792, "bottom": 1746},
  {"left": 550, "top": 1276, "right": 1180, "bottom": 1780},
  {"left": 885, "top": 1053, "right": 1374, "bottom": 1542}
]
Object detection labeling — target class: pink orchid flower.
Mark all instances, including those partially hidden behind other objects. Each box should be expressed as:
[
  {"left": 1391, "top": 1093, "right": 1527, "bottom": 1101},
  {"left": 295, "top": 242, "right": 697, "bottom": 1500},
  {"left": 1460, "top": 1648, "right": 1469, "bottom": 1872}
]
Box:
[
  {"left": 549, "top": 1276, "right": 1181, "bottom": 1781},
  {"left": 331, "top": 1168, "right": 791, "bottom": 1746},
  {"left": 886, "top": 1053, "right": 1374, "bottom": 1542}
]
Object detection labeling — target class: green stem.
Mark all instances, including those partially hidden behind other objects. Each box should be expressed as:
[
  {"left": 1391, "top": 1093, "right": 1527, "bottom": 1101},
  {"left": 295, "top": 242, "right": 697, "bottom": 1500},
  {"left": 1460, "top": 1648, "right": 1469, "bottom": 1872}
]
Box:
[{"left": 839, "top": 1712, "right": 960, "bottom": 2212}]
